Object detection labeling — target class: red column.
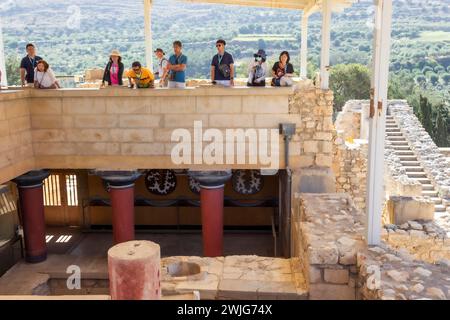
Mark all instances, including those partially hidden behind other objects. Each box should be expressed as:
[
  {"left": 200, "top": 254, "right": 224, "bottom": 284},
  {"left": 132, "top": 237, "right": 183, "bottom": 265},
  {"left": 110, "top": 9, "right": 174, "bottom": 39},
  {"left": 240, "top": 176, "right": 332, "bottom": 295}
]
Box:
[
  {"left": 200, "top": 186, "right": 225, "bottom": 257},
  {"left": 13, "top": 170, "right": 50, "bottom": 263},
  {"left": 189, "top": 170, "right": 231, "bottom": 257},
  {"left": 96, "top": 171, "right": 141, "bottom": 245},
  {"left": 110, "top": 186, "right": 135, "bottom": 244}
]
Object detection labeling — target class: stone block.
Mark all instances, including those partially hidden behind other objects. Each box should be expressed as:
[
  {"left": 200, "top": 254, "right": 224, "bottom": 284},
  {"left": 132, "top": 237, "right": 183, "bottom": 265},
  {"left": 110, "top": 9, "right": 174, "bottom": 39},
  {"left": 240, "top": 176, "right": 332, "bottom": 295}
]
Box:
[
  {"left": 387, "top": 196, "right": 435, "bottom": 225},
  {"left": 30, "top": 98, "right": 62, "bottom": 115},
  {"left": 309, "top": 283, "right": 356, "bottom": 300},
  {"left": 309, "top": 266, "right": 322, "bottom": 283},
  {"left": 303, "top": 141, "right": 319, "bottom": 153},
  {"left": 292, "top": 167, "right": 336, "bottom": 194},
  {"left": 324, "top": 269, "right": 349, "bottom": 284},
  {"left": 196, "top": 96, "right": 242, "bottom": 114},
  {"left": 119, "top": 115, "right": 161, "bottom": 128},
  {"left": 164, "top": 114, "right": 208, "bottom": 128},
  {"left": 254, "top": 114, "right": 300, "bottom": 128},
  {"left": 209, "top": 114, "right": 254, "bottom": 128},
  {"left": 74, "top": 115, "right": 118, "bottom": 128},
  {"left": 242, "top": 96, "right": 288, "bottom": 114}
]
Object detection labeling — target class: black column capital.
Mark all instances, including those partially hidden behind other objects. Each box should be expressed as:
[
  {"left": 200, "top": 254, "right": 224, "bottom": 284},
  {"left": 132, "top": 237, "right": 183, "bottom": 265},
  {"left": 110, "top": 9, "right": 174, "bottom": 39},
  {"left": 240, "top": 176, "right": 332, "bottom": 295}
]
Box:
[
  {"left": 188, "top": 170, "right": 232, "bottom": 189},
  {"left": 12, "top": 170, "right": 50, "bottom": 188},
  {"left": 94, "top": 170, "right": 142, "bottom": 189}
]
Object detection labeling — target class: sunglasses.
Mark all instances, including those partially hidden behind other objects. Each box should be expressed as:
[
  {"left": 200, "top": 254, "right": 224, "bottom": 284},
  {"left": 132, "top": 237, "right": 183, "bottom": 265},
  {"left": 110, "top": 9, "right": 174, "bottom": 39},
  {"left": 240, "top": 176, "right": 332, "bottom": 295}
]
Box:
[
  {"left": 216, "top": 44, "right": 223, "bottom": 48},
  {"left": 133, "top": 68, "right": 141, "bottom": 72}
]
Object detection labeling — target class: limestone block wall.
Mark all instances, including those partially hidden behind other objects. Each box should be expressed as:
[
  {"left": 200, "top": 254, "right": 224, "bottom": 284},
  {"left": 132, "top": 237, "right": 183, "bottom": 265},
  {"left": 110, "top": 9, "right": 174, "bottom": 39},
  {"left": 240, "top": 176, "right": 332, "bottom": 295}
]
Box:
[
  {"left": 289, "top": 86, "right": 334, "bottom": 168},
  {"left": 292, "top": 193, "right": 366, "bottom": 300},
  {"left": 0, "top": 85, "right": 335, "bottom": 184},
  {"left": 333, "top": 131, "right": 368, "bottom": 211},
  {"left": 0, "top": 91, "right": 34, "bottom": 183}
]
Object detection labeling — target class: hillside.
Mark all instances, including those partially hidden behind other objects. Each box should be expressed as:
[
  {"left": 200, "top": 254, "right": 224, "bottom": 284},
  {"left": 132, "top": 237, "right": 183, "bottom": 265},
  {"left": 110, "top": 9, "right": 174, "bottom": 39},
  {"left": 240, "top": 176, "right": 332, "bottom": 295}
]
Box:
[{"left": 0, "top": 0, "right": 449, "bottom": 101}]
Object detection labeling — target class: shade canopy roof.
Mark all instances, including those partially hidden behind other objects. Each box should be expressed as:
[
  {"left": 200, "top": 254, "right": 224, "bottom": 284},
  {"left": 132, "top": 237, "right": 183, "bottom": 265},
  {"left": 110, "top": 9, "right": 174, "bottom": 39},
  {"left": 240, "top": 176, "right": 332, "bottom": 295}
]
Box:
[{"left": 184, "top": 0, "right": 357, "bottom": 14}]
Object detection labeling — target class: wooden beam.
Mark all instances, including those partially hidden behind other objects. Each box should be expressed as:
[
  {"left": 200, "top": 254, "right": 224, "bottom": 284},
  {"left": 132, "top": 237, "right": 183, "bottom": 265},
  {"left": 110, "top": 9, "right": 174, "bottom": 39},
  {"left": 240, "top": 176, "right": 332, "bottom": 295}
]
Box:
[
  {"left": 144, "top": 0, "right": 153, "bottom": 70},
  {"left": 366, "top": 0, "right": 393, "bottom": 245},
  {"left": 320, "top": 0, "right": 331, "bottom": 89}
]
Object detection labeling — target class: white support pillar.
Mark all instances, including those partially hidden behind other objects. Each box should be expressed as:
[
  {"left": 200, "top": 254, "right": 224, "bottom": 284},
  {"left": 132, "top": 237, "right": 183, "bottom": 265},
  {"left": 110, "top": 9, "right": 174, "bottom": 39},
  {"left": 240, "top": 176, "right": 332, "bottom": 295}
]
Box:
[
  {"left": 144, "top": 0, "right": 153, "bottom": 70},
  {"left": 300, "top": 13, "right": 309, "bottom": 79},
  {"left": 366, "top": 0, "right": 393, "bottom": 246},
  {"left": 319, "top": 0, "right": 331, "bottom": 89},
  {"left": 0, "top": 17, "right": 7, "bottom": 87}
]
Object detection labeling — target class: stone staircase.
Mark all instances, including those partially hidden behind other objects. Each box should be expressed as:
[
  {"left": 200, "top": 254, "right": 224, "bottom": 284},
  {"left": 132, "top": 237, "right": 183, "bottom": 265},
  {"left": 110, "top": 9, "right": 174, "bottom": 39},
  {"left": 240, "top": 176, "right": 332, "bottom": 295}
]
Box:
[{"left": 386, "top": 115, "right": 447, "bottom": 214}]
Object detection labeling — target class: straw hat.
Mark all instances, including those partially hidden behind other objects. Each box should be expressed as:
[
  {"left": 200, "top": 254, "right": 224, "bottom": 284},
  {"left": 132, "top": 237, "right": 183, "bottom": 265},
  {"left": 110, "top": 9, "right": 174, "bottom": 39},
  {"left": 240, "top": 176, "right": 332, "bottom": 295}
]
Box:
[{"left": 110, "top": 50, "right": 121, "bottom": 57}]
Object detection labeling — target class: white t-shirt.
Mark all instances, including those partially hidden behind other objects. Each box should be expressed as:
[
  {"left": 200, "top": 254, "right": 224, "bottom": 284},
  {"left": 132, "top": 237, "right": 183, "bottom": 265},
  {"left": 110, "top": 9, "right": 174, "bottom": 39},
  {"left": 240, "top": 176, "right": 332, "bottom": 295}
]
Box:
[
  {"left": 34, "top": 67, "right": 57, "bottom": 88},
  {"left": 157, "top": 58, "right": 168, "bottom": 79}
]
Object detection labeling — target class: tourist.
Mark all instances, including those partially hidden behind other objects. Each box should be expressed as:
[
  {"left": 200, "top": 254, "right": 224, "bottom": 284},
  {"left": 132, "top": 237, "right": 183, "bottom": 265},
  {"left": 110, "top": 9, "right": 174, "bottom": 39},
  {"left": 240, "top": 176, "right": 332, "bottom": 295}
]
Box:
[
  {"left": 210, "top": 39, "right": 234, "bottom": 86},
  {"left": 20, "top": 43, "right": 42, "bottom": 87},
  {"left": 101, "top": 50, "right": 124, "bottom": 87},
  {"left": 271, "top": 51, "right": 294, "bottom": 87},
  {"left": 154, "top": 48, "right": 169, "bottom": 87},
  {"left": 247, "top": 49, "right": 267, "bottom": 87},
  {"left": 34, "top": 60, "right": 60, "bottom": 89},
  {"left": 166, "top": 41, "right": 187, "bottom": 89},
  {"left": 126, "top": 61, "right": 155, "bottom": 89}
]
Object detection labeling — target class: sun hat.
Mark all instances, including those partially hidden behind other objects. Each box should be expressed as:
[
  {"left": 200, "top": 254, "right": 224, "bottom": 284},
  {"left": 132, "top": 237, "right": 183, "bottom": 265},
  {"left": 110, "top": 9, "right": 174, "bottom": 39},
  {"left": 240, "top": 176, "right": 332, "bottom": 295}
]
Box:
[{"left": 110, "top": 50, "right": 121, "bottom": 57}]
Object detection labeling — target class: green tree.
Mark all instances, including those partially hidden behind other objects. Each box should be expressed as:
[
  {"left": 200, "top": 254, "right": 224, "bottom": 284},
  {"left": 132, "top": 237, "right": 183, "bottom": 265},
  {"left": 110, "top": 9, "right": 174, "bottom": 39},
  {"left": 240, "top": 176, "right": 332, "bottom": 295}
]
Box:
[
  {"left": 418, "top": 95, "right": 434, "bottom": 138},
  {"left": 434, "top": 106, "right": 449, "bottom": 147},
  {"left": 5, "top": 55, "right": 21, "bottom": 86},
  {"left": 329, "top": 63, "right": 371, "bottom": 114}
]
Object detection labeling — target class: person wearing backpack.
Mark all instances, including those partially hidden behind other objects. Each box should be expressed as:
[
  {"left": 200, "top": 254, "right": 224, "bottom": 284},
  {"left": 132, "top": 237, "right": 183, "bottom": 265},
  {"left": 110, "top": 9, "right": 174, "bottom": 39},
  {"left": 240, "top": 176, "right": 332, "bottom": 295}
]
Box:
[
  {"left": 271, "top": 51, "right": 294, "bottom": 87},
  {"left": 166, "top": 40, "right": 188, "bottom": 89},
  {"left": 210, "top": 39, "right": 234, "bottom": 87},
  {"left": 154, "top": 48, "right": 169, "bottom": 87}
]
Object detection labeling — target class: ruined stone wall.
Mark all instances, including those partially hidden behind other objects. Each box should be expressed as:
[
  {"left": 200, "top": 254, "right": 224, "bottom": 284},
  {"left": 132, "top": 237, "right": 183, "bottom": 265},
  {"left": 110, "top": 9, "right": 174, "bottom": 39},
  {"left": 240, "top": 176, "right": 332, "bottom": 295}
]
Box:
[
  {"left": 357, "top": 243, "right": 450, "bottom": 300},
  {"left": 292, "top": 193, "right": 366, "bottom": 300}
]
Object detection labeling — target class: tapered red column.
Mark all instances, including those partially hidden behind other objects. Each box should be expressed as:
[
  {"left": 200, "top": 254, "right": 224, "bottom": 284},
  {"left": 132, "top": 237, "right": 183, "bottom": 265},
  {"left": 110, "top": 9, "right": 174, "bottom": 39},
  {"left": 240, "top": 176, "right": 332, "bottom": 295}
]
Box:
[
  {"left": 96, "top": 171, "right": 141, "bottom": 244},
  {"left": 188, "top": 170, "right": 231, "bottom": 257},
  {"left": 13, "top": 170, "right": 50, "bottom": 263}
]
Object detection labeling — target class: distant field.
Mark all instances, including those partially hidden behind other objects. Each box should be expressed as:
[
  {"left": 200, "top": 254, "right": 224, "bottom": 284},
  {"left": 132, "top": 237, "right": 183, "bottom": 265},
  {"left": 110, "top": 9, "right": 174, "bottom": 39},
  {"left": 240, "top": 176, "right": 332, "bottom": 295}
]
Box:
[
  {"left": 233, "top": 34, "right": 296, "bottom": 41},
  {"left": 418, "top": 31, "right": 450, "bottom": 42}
]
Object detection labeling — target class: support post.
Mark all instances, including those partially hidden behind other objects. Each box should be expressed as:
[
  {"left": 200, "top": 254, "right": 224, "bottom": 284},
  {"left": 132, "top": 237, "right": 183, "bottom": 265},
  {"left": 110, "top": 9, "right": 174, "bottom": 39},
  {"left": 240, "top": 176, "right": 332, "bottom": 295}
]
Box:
[
  {"left": 0, "top": 17, "right": 7, "bottom": 87},
  {"left": 188, "top": 170, "right": 231, "bottom": 257},
  {"left": 108, "top": 240, "right": 161, "bottom": 300},
  {"left": 144, "top": 0, "right": 153, "bottom": 70},
  {"left": 366, "top": 0, "right": 393, "bottom": 245},
  {"left": 320, "top": 0, "right": 331, "bottom": 89},
  {"left": 12, "top": 170, "right": 50, "bottom": 263},
  {"left": 96, "top": 171, "right": 141, "bottom": 244},
  {"left": 300, "top": 13, "right": 309, "bottom": 79}
]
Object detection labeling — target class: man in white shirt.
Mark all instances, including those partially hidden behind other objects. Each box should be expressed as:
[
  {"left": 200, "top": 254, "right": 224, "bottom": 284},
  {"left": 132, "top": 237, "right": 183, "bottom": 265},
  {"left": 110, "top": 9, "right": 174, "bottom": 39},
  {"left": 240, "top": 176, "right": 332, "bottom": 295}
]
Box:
[{"left": 155, "top": 48, "right": 168, "bottom": 87}]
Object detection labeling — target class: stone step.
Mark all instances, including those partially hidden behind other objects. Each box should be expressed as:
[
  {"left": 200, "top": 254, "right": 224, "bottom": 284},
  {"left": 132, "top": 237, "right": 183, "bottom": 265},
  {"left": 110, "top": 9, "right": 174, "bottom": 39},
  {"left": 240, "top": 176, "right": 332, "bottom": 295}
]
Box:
[
  {"left": 387, "top": 137, "right": 407, "bottom": 141},
  {"left": 435, "top": 205, "right": 446, "bottom": 212},
  {"left": 386, "top": 128, "right": 401, "bottom": 133},
  {"left": 421, "top": 184, "right": 435, "bottom": 191},
  {"left": 399, "top": 156, "right": 418, "bottom": 161},
  {"left": 422, "top": 190, "right": 439, "bottom": 197},
  {"left": 386, "top": 132, "right": 403, "bottom": 137},
  {"left": 393, "top": 148, "right": 413, "bottom": 153},
  {"left": 407, "top": 172, "right": 428, "bottom": 178},
  {"left": 414, "top": 178, "right": 432, "bottom": 184},
  {"left": 430, "top": 197, "right": 442, "bottom": 205},
  {"left": 386, "top": 125, "right": 398, "bottom": 129},
  {"left": 391, "top": 141, "right": 410, "bottom": 146},
  {"left": 403, "top": 166, "right": 424, "bottom": 172},
  {"left": 400, "top": 161, "right": 420, "bottom": 166}
]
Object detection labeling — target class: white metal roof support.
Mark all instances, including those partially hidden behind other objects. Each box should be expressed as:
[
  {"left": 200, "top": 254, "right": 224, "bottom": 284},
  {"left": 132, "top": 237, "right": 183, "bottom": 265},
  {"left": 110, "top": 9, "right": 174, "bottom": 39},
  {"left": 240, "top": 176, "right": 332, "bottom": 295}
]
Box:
[
  {"left": 366, "top": 0, "right": 393, "bottom": 245},
  {"left": 0, "top": 17, "right": 7, "bottom": 87},
  {"left": 320, "top": 0, "right": 331, "bottom": 89},
  {"left": 300, "top": 12, "right": 309, "bottom": 79},
  {"left": 144, "top": 0, "right": 154, "bottom": 70}
]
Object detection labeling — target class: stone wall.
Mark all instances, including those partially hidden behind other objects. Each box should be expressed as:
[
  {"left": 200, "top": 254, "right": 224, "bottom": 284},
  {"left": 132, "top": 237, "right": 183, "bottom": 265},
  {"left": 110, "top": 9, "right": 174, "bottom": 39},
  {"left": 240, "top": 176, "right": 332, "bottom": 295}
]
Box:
[
  {"left": 0, "top": 91, "right": 35, "bottom": 183},
  {"left": 357, "top": 243, "right": 450, "bottom": 300},
  {"left": 0, "top": 84, "right": 335, "bottom": 184},
  {"left": 292, "top": 193, "right": 366, "bottom": 300}
]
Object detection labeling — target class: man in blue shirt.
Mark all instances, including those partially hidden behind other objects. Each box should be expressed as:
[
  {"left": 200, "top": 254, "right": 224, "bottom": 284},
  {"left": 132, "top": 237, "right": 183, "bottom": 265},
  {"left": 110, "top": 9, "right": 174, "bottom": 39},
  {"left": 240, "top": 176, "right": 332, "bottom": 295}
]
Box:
[
  {"left": 20, "top": 43, "right": 42, "bottom": 87},
  {"left": 211, "top": 39, "right": 234, "bottom": 87},
  {"left": 166, "top": 41, "right": 187, "bottom": 89}
]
